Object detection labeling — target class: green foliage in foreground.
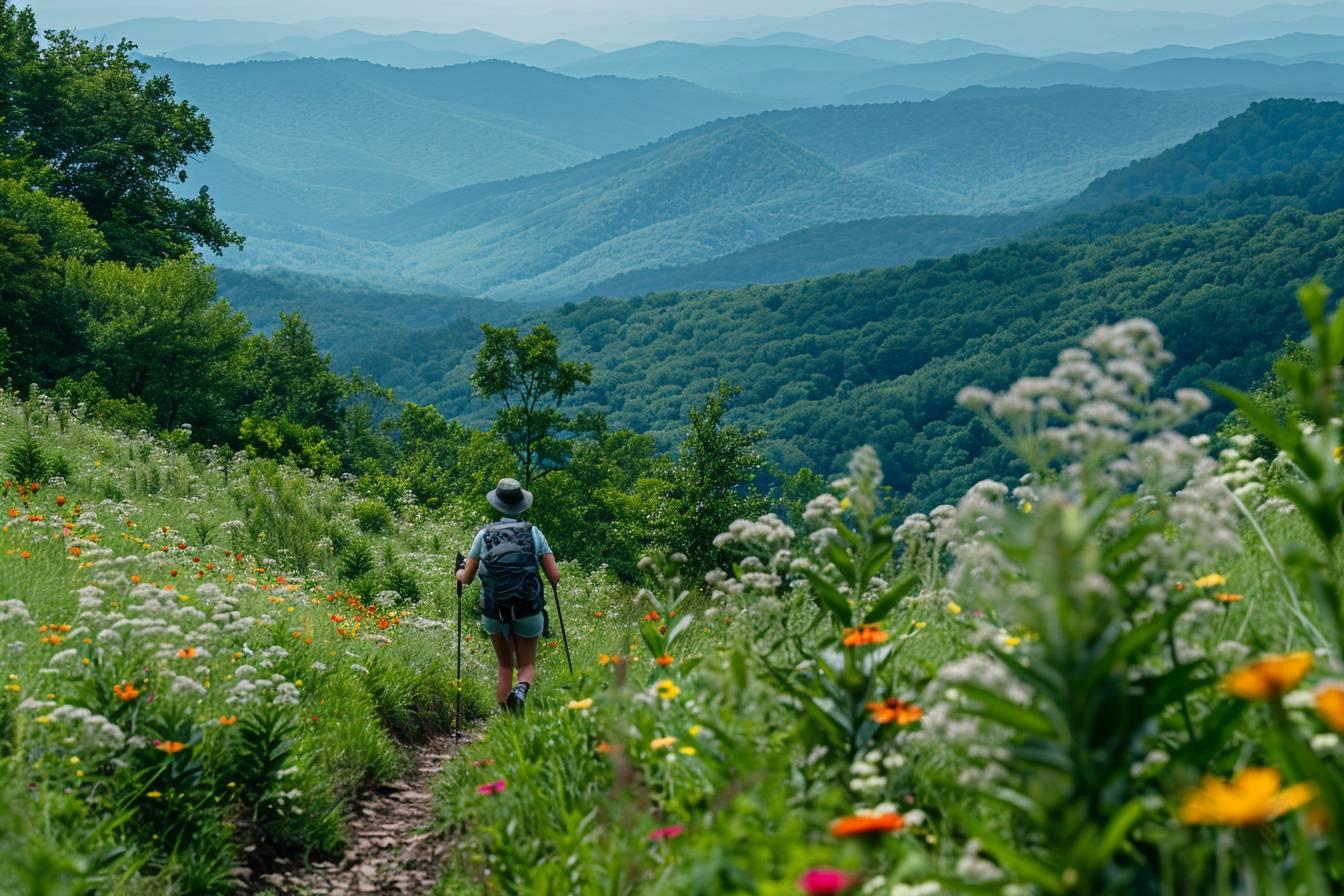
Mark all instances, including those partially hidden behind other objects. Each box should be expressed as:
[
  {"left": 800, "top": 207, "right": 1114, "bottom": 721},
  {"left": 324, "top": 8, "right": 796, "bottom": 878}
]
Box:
[{"left": 432, "top": 297, "right": 1344, "bottom": 895}]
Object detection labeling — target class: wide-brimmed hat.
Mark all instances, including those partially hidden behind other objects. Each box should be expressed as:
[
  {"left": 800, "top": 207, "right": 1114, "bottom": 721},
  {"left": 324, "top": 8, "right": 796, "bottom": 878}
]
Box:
[{"left": 486, "top": 477, "right": 533, "bottom": 515}]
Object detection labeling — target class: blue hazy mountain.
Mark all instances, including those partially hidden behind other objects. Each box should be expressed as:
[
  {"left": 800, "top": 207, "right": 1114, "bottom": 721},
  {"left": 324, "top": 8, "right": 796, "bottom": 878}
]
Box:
[
  {"left": 224, "top": 85, "right": 1263, "bottom": 299},
  {"left": 156, "top": 56, "right": 762, "bottom": 225}
]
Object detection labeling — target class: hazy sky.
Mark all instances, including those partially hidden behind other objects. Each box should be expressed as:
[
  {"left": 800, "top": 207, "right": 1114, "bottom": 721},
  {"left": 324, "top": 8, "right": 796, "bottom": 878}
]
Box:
[{"left": 30, "top": 0, "right": 1299, "bottom": 30}]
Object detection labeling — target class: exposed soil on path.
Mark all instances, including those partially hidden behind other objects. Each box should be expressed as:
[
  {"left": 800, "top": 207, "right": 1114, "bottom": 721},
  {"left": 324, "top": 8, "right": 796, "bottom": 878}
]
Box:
[{"left": 240, "top": 731, "right": 478, "bottom": 896}]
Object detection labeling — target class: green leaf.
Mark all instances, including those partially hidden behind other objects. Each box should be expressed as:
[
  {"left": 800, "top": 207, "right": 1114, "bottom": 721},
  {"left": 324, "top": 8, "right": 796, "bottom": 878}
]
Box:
[
  {"left": 958, "top": 816, "right": 1063, "bottom": 893},
  {"left": 1171, "top": 700, "right": 1249, "bottom": 771},
  {"left": 863, "top": 574, "right": 917, "bottom": 624},
  {"left": 1092, "top": 799, "right": 1147, "bottom": 865},
  {"left": 957, "top": 682, "right": 1055, "bottom": 738},
  {"left": 1212, "top": 383, "right": 1300, "bottom": 456},
  {"left": 802, "top": 568, "right": 853, "bottom": 627}
]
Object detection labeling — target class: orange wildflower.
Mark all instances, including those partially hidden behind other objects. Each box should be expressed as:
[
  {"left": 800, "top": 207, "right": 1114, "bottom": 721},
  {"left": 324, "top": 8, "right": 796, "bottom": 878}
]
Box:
[
  {"left": 842, "top": 624, "right": 888, "bottom": 647},
  {"left": 1316, "top": 683, "right": 1344, "bottom": 734},
  {"left": 830, "top": 812, "right": 906, "bottom": 837},
  {"left": 113, "top": 682, "right": 141, "bottom": 701},
  {"left": 19, "top": 551, "right": 30, "bottom": 560},
  {"left": 155, "top": 741, "right": 187, "bottom": 754},
  {"left": 176, "top": 647, "right": 197, "bottom": 659},
  {"left": 218, "top": 715, "right": 238, "bottom": 726},
  {"left": 1215, "top": 593, "right": 1244, "bottom": 603},
  {"left": 866, "top": 697, "right": 924, "bottom": 726},
  {"left": 1223, "top": 651, "right": 1313, "bottom": 701},
  {"left": 68, "top": 546, "right": 81, "bottom": 557},
  {"left": 655, "top": 655, "right": 674, "bottom": 667},
  {"left": 1179, "top": 767, "right": 1316, "bottom": 827}
]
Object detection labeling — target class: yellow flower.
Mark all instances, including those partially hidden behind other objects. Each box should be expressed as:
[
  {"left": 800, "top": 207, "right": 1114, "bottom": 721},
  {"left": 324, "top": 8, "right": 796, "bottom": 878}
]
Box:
[
  {"left": 688, "top": 725, "right": 703, "bottom": 737},
  {"left": 1022, "top": 501, "right": 1033, "bottom": 514},
  {"left": 1179, "top": 767, "right": 1316, "bottom": 827},
  {"left": 650, "top": 736, "right": 677, "bottom": 750},
  {"left": 946, "top": 601, "right": 962, "bottom": 616},
  {"left": 35, "top": 715, "right": 50, "bottom": 724},
  {"left": 656, "top": 679, "right": 680, "bottom": 701},
  {"left": 678, "top": 746, "right": 696, "bottom": 756},
  {"left": 1316, "top": 683, "right": 1344, "bottom": 734},
  {"left": 566, "top": 698, "right": 594, "bottom": 711},
  {"left": 1194, "top": 573, "right": 1227, "bottom": 589},
  {"left": 146, "top": 790, "right": 162, "bottom": 799},
  {"left": 1223, "top": 651, "right": 1313, "bottom": 701}
]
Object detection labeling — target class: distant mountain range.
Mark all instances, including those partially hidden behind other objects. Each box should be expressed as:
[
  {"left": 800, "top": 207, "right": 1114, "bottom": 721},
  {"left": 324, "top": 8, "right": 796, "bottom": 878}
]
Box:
[
  {"left": 213, "top": 84, "right": 1265, "bottom": 299},
  {"left": 156, "top": 56, "right": 760, "bottom": 224}
]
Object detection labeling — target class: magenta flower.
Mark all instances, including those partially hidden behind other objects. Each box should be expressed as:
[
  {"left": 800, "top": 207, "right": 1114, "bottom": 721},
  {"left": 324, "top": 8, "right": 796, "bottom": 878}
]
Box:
[
  {"left": 647, "top": 825, "right": 684, "bottom": 841},
  {"left": 476, "top": 779, "right": 507, "bottom": 795},
  {"left": 798, "top": 868, "right": 858, "bottom": 894}
]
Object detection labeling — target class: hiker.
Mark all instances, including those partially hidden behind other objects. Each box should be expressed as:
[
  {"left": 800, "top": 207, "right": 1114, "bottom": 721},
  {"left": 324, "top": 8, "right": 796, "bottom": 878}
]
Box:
[{"left": 456, "top": 477, "right": 560, "bottom": 713}]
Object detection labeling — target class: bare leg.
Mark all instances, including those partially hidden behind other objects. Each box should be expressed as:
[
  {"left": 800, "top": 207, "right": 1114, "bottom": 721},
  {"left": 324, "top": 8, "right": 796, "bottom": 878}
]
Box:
[
  {"left": 513, "top": 635, "right": 538, "bottom": 689},
  {"left": 489, "top": 632, "right": 514, "bottom": 706}
]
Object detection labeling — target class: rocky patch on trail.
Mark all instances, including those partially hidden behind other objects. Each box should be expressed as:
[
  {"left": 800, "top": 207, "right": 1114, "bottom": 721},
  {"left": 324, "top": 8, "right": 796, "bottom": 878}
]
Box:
[{"left": 238, "top": 733, "right": 475, "bottom": 895}]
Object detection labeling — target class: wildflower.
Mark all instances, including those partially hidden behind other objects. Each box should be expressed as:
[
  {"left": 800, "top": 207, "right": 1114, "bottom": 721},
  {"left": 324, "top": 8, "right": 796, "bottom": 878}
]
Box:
[
  {"left": 113, "top": 682, "right": 140, "bottom": 702},
  {"left": 476, "top": 779, "right": 507, "bottom": 796},
  {"left": 596, "top": 741, "right": 612, "bottom": 754},
  {"left": 830, "top": 811, "right": 906, "bottom": 837},
  {"left": 647, "top": 825, "right": 684, "bottom": 841},
  {"left": 155, "top": 741, "right": 187, "bottom": 754},
  {"left": 798, "top": 868, "right": 859, "bottom": 894},
  {"left": 19, "top": 551, "right": 30, "bottom": 560},
  {"left": 176, "top": 647, "right": 197, "bottom": 659},
  {"left": 55, "top": 496, "right": 65, "bottom": 507},
  {"left": 68, "top": 546, "right": 81, "bottom": 557},
  {"left": 1194, "top": 573, "right": 1227, "bottom": 589},
  {"left": 655, "top": 655, "right": 674, "bottom": 666},
  {"left": 1179, "top": 767, "right": 1316, "bottom": 827},
  {"left": 688, "top": 724, "right": 702, "bottom": 737},
  {"left": 842, "top": 624, "right": 888, "bottom": 646},
  {"left": 644, "top": 610, "right": 660, "bottom": 622},
  {"left": 946, "top": 601, "right": 962, "bottom": 615},
  {"left": 679, "top": 746, "right": 696, "bottom": 756},
  {"left": 1316, "top": 683, "right": 1344, "bottom": 734},
  {"left": 656, "top": 679, "right": 680, "bottom": 701},
  {"left": 1223, "top": 651, "right": 1313, "bottom": 700},
  {"left": 218, "top": 715, "right": 238, "bottom": 726},
  {"left": 1215, "top": 593, "right": 1244, "bottom": 603},
  {"left": 566, "top": 698, "right": 594, "bottom": 711},
  {"left": 866, "top": 698, "right": 924, "bottom": 726},
  {"left": 650, "top": 736, "right": 677, "bottom": 750},
  {"left": 146, "top": 791, "right": 162, "bottom": 799},
  {"left": 593, "top": 611, "right": 603, "bottom": 618}
]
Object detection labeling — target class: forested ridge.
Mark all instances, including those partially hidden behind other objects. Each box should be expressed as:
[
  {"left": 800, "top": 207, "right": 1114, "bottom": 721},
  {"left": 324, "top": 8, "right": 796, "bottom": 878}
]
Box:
[{"left": 358, "top": 97, "right": 1344, "bottom": 505}]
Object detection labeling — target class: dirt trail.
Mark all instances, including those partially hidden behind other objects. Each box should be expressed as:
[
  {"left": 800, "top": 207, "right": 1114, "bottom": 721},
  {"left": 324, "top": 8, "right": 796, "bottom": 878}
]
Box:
[{"left": 243, "top": 732, "right": 477, "bottom": 896}]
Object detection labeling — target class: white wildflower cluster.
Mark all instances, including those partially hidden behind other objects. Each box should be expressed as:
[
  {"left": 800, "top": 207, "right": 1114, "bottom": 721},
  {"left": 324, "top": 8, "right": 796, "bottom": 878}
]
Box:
[
  {"left": 848, "top": 747, "right": 904, "bottom": 795},
  {"left": 48, "top": 704, "right": 126, "bottom": 749},
  {"left": 955, "top": 840, "right": 1005, "bottom": 884},
  {"left": 712, "top": 513, "right": 794, "bottom": 552}
]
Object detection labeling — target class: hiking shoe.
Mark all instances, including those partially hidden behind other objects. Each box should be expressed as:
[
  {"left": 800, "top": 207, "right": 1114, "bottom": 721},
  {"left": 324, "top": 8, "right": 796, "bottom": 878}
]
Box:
[{"left": 506, "top": 682, "right": 530, "bottom": 713}]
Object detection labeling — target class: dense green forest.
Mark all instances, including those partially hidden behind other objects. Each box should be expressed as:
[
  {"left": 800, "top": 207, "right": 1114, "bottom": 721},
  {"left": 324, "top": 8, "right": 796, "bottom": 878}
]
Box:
[
  {"left": 340, "top": 85, "right": 1255, "bottom": 298},
  {"left": 576, "top": 211, "right": 1043, "bottom": 298},
  {"left": 348, "top": 98, "right": 1344, "bottom": 506}
]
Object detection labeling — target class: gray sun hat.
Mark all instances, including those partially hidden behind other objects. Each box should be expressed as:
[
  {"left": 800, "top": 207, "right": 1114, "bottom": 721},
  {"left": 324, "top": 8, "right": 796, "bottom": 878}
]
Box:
[{"left": 486, "top": 477, "right": 533, "bottom": 515}]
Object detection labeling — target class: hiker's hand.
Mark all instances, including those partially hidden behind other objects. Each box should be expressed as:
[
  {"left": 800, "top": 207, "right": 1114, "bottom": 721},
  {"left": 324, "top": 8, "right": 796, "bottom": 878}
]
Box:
[{"left": 457, "top": 557, "right": 478, "bottom": 585}]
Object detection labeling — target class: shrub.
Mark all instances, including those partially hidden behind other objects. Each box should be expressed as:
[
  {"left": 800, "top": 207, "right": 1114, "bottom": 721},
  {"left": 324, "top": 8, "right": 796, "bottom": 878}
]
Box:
[{"left": 353, "top": 498, "right": 394, "bottom": 534}]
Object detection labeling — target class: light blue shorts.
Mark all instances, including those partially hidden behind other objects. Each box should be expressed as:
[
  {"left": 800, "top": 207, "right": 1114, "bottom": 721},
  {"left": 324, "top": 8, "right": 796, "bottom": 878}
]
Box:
[{"left": 481, "top": 611, "right": 544, "bottom": 639}]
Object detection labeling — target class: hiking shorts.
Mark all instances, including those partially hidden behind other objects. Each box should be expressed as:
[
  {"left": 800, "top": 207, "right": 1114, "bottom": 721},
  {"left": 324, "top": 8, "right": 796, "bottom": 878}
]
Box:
[{"left": 481, "top": 611, "right": 544, "bottom": 639}]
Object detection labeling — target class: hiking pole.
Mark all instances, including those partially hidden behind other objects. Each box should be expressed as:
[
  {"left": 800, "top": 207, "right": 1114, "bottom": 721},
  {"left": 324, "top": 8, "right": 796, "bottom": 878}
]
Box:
[
  {"left": 454, "top": 552, "right": 465, "bottom": 742},
  {"left": 550, "top": 581, "right": 574, "bottom": 676}
]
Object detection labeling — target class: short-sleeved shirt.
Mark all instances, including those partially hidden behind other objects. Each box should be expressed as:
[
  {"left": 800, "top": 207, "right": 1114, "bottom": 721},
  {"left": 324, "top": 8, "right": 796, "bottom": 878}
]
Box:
[{"left": 468, "top": 518, "right": 553, "bottom": 572}]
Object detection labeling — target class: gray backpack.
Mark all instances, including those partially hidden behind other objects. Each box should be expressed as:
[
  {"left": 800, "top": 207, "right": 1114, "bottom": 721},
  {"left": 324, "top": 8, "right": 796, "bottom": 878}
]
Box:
[{"left": 479, "top": 521, "right": 545, "bottom": 621}]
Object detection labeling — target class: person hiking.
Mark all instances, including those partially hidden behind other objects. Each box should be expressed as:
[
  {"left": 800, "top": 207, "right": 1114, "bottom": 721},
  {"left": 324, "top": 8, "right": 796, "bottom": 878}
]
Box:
[{"left": 456, "top": 477, "right": 560, "bottom": 713}]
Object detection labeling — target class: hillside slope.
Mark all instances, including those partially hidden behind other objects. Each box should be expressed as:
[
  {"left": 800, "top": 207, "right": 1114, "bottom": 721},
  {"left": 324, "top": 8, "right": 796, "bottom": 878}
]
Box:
[
  {"left": 327, "top": 85, "right": 1260, "bottom": 297},
  {"left": 579, "top": 97, "right": 1344, "bottom": 298}
]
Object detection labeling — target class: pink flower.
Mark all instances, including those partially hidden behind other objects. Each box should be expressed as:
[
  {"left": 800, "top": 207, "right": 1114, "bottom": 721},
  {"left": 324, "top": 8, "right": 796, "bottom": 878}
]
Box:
[
  {"left": 647, "top": 825, "right": 684, "bottom": 841},
  {"left": 476, "top": 779, "right": 507, "bottom": 795},
  {"left": 798, "top": 868, "right": 858, "bottom": 895}
]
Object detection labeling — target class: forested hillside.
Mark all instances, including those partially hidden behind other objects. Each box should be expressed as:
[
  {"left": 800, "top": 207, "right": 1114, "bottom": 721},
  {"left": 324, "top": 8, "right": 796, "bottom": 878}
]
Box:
[
  {"left": 349, "top": 98, "right": 1344, "bottom": 505},
  {"left": 578, "top": 97, "right": 1344, "bottom": 298},
  {"left": 339, "top": 85, "right": 1257, "bottom": 297}
]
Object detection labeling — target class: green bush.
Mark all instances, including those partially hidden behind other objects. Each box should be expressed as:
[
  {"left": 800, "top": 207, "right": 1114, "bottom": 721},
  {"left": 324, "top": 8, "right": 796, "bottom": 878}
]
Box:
[{"left": 352, "top": 498, "right": 394, "bottom": 534}]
